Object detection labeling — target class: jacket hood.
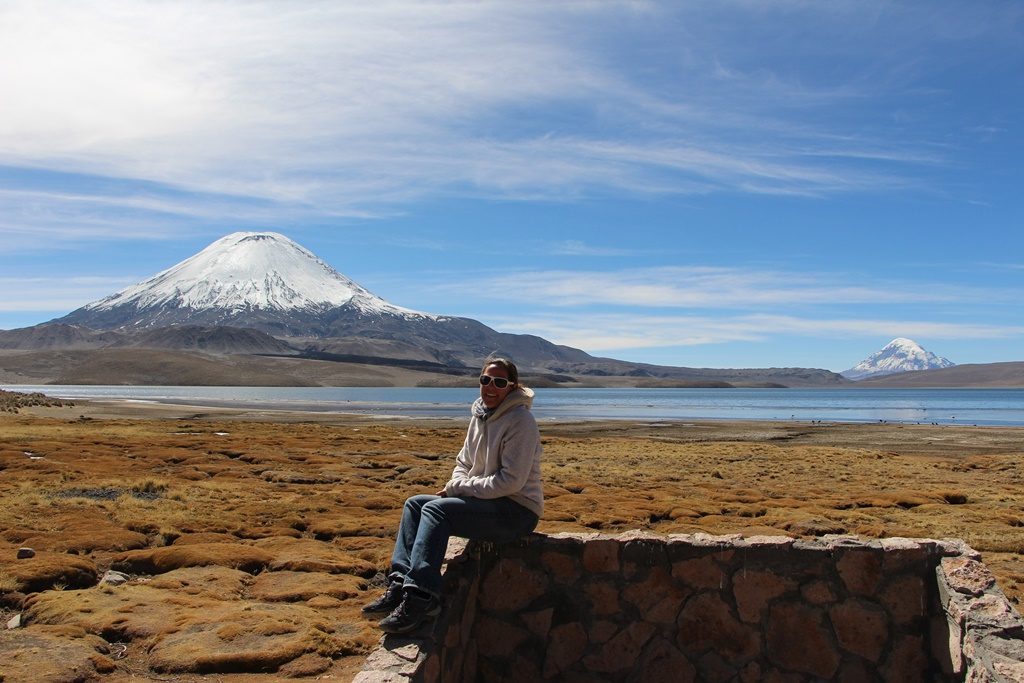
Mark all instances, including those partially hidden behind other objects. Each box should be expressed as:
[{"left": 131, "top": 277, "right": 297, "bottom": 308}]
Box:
[{"left": 471, "top": 386, "right": 534, "bottom": 421}]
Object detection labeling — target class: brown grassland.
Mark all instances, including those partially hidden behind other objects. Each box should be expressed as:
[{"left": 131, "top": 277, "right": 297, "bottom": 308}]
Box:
[{"left": 1, "top": 399, "right": 1023, "bottom": 681}]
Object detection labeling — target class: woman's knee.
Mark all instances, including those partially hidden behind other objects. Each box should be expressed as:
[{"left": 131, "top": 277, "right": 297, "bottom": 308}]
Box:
[
  {"left": 420, "top": 496, "right": 461, "bottom": 522},
  {"left": 404, "top": 493, "right": 437, "bottom": 510}
]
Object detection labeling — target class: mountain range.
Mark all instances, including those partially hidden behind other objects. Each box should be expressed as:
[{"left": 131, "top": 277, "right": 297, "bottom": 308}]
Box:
[{"left": 0, "top": 232, "right": 1017, "bottom": 387}]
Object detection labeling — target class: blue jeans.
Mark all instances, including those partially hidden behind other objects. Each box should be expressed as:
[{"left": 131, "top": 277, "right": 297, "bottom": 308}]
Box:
[{"left": 390, "top": 494, "right": 538, "bottom": 597}]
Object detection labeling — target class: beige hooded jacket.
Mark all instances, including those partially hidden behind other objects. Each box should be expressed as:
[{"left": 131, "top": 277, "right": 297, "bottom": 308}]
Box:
[{"left": 443, "top": 387, "right": 543, "bottom": 517}]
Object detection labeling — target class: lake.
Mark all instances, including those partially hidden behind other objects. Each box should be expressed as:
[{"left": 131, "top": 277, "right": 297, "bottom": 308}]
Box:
[{"left": 4, "top": 385, "right": 1024, "bottom": 426}]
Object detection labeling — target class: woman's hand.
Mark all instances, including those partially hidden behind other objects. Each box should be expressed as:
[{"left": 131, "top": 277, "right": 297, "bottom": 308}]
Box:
[{"left": 435, "top": 489, "right": 447, "bottom": 497}]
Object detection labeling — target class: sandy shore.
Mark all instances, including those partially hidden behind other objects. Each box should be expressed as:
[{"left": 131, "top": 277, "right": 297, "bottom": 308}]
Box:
[{"left": 2, "top": 399, "right": 1023, "bottom": 681}]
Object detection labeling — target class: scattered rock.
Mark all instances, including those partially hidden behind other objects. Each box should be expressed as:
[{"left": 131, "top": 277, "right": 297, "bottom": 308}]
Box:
[
  {"left": 16, "top": 548, "right": 34, "bottom": 559},
  {"left": 99, "top": 570, "right": 130, "bottom": 586},
  {"left": 6, "top": 613, "right": 21, "bottom": 629}
]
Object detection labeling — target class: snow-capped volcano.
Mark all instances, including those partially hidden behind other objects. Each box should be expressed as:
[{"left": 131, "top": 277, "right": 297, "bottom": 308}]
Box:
[
  {"left": 58, "top": 232, "right": 442, "bottom": 334},
  {"left": 82, "top": 232, "right": 432, "bottom": 321},
  {"left": 841, "top": 338, "right": 955, "bottom": 380},
  {"left": 53, "top": 231, "right": 597, "bottom": 369}
]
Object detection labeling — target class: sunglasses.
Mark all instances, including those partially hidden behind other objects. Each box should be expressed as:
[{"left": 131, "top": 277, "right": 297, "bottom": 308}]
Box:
[{"left": 479, "top": 375, "right": 513, "bottom": 389}]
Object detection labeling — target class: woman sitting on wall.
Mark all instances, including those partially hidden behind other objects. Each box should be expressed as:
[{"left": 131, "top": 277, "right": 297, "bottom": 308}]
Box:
[{"left": 362, "top": 357, "right": 544, "bottom": 634}]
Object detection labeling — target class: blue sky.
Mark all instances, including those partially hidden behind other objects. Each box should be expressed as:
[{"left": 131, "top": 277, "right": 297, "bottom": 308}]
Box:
[{"left": 1, "top": 1, "right": 1022, "bottom": 372}]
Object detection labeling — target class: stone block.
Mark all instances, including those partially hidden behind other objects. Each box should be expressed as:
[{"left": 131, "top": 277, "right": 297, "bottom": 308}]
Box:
[
  {"left": 829, "top": 599, "right": 889, "bottom": 662},
  {"left": 623, "top": 566, "right": 690, "bottom": 624},
  {"left": 739, "top": 535, "right": 795, "bottom": 549},
  {"left": 696, "top": 650, "right": 739, "bottom": 683},
  {"left": 351, "top": 671, "right": 409, "bottom": 683},
  {"left": 589, "top": 619, "right": 618, "bottom": 644},
  {"left": 836, "top": 547, "right": 883, "bottom": 596},
  {"left": 630, "top": 636, "right": 696, "bottom": 683},
  {"left": 584, "top": 579, "right": 621, "bottom": 616},
  {"left": 582, "top": 538, "right": 620, "bottom": 573},
  {"left": 766, "top": 601, "right": 840, "bottom": 679},
  {"left": 879, "top": 633, "right": 929, "bottom": 683},
  {"left": 677, "top": 592, "right": 759, "bottom": 660},
  {"left": 420, "top": 652, "right": 441, "bottom": 682},
  {"left": 881, "top": 574, "right": 928, "bottom": 625},
  {"left": 622, "top": 566, "right": 672, "bottom": 611},
  {"left": 621, "top": 535, "right": 669, "bottom": 577},
  {"left": 584, "top": 621, "right": 656, "bottom": 673},
  {"left": 801, "top": 579, "right": 837, "bottom": 605},
  {"left": 733, "top": 569, "right": 794, "bottom": 623},
  {"left": 443, "top": 536, "right": 469, "bottom": 562},
  {"left": 444, "top": 620, "right": 460, "bottom": 648},
  {"left": 541, "top": 549, "right": 581, "bottom": 583},
  {"left": 879, "top": 537, "right": 934, "bottom": 572},
  {"left": 942, "top": 556, "right": 997, "bottom": 597},
  {"left": 835, "top": 657, "right": 875, "bottom": 683},
  {"left": 931, "top": 612, "right": 962, "bottom": 676},
  {"left": 480, "top": 558, "right": 548, "bottom": 612},
  {"left": 616, "top": 529, "right": 663, "bottom": 543},
  {"left": 738, "top": 660, "right": 763, "bottom": 683},
  {"left": 476, "top": 614, "right": 530, "bottom": 659},
  {"left": 506, "top": 652, "right": 543, "bottom": 682},
  {"left": 672, "top": 554, "right": 726, "bottom": 590},
  {"left": 691, "top": 533, "right": 742, "bottom": 549},
  {"left": 543, "top": 622, "right": 588, "bottom": 678},
  {"left": 964, "top": 593, "right": 1024, "bottom": 633},
  {"left": 520, "top": 607, "right": 554, "bottom": 641}
]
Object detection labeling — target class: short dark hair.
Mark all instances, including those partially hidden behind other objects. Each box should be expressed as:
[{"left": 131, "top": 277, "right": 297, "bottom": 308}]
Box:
[{"left": 482, "top": 357, "right": 519, "bottom": 386}]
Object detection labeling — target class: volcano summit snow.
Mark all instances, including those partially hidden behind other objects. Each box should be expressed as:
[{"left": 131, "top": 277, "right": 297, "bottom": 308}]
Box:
[
  {"left": 841, "top": 338, "right": 955, "bottom": 380},
  {"left": 71, "top": 232, "right": 435, "bottom": 326}
]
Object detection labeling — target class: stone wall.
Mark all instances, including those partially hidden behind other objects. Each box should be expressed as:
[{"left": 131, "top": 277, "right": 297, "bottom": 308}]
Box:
[{"left": 355, "top": 532, "right": 1024, "bottom": 682}]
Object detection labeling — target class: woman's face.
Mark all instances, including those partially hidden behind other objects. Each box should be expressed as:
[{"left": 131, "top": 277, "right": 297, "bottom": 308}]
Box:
[{"left": 479, "top": 363, "right": 515, "bottom": 409}]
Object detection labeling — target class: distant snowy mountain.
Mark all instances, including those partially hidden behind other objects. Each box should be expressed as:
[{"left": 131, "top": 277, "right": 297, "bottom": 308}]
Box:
[{"left": 841, "top": 338, "right": 955, "bottom": 380}]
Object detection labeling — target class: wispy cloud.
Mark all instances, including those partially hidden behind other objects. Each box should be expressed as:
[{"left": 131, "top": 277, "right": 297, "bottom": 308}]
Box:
[
  {"left": 0, "top": 0, "right": 984, "bottom": 246},
  {"left": 0, "top": 277, "right": 136, "bottom": 312},
  {"left": 456, "top": 266, "right": 998, "bottom": 309},
  {"left": 546, "top": 240, "right": 639, "bottom": 257},
  {"left": 491, "top": 313, "right": 1024, "bottom": 353}
]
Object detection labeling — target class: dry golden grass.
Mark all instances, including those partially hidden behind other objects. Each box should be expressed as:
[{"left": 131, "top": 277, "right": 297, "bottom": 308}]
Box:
[{"left": 1, "top": 408, "right": 1023, "bottom": 681}]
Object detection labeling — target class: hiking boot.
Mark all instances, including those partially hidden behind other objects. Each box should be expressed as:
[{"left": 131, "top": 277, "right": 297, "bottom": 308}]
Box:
[
  {"left": 378, "top": 589, "right": 441, "bottom": 634},
  {"left": 361, "top": 580, "right": 404, "bottom": 616}
]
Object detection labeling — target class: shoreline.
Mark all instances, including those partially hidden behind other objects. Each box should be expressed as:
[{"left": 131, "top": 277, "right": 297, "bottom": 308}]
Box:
[
  {"left": 9, "top": 386, "right": 1024, "bottom": 429},
  {"left": 19, "top": 397, "right": 1024, "bottom": 459}
]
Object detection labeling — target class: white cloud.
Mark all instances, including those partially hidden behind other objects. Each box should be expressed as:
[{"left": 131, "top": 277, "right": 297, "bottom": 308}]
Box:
[
  {"left": 546, "top": 240, "right": 638, "bottom": 257},
  {"left": 0, "top": 0, "right": 967, "bottom": 235},
  {"left": 491, "top": 312, "right": 1024, "bottom": 353},
  {"left": 0, "top": 276, "right": 136, "bottom": 312},
  {"left": 458, "top": 266, "right": 980, "bottom": 309}
]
